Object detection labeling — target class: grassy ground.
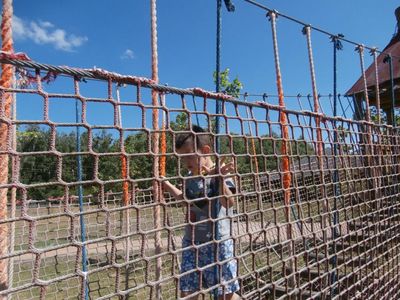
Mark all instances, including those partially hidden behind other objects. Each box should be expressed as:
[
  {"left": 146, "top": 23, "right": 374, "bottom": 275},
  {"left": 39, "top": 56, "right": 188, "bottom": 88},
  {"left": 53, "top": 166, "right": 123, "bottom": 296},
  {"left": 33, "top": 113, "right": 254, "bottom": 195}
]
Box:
[{"left": 7, "top": 171, "right": 385, "bottom": 299}]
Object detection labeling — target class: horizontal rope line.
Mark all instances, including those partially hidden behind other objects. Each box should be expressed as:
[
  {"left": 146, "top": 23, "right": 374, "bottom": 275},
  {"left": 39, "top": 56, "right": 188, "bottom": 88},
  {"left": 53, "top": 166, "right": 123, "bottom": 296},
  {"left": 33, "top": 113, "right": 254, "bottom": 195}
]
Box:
[{"left": 243, "top": 0, "right": 400, "bottom": 60}]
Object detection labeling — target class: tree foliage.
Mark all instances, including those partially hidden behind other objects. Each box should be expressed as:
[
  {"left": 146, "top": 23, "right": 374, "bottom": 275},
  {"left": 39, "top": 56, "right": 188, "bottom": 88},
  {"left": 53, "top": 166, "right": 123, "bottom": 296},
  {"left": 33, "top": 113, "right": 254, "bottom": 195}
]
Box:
[
  {"left": 370, "top": 106, "right": 400, "bottom": 126},
  {"left": 213, "top": 68, "right": 243, "bottom": 98},
  {"left": 14, "top": 70, "right": 314, "bottom": 200}
]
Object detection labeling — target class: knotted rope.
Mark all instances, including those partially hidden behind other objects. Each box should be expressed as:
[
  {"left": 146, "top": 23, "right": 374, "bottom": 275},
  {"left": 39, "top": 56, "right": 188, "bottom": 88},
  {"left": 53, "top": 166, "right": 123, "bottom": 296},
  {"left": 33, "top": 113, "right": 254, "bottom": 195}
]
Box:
[
  {"left": 268, "top": 11, "right": 294, "bottom": 286},
  {"left": 150, "top": 0, "right": 162, "bottom": 299},
  {"left": 0, "top": 0, "right": 13, "bottom": 297}
]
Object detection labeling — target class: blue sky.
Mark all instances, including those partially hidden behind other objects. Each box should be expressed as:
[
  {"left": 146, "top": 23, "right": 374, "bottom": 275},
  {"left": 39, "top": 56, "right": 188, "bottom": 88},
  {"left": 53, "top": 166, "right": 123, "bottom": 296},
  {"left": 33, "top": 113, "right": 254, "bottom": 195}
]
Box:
[{"left": 11, "top": 0, "right": 400, "bottom": 125}]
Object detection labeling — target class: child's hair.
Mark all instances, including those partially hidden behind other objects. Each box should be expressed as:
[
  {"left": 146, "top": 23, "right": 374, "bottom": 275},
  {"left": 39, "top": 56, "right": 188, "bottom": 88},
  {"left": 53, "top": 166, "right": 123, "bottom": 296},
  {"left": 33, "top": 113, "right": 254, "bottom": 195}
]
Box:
[{"left": 175, "top": 125, "right": 211, "bottom": 150}]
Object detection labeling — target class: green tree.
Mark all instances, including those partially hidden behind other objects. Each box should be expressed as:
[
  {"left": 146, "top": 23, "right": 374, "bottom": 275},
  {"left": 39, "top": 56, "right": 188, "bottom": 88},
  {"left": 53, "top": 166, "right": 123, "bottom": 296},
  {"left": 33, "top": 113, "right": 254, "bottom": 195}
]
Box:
[
  {"left": 170, "top": 112, "right": 188, "bottom": 131},
  {"left": 125, "top": 132, "right": 152, "bottom": 183},
  {"left": 370, "top": 106, "right": 400, "bottom": 126},
  {"left": 213, "top": 68, "right": 243, "bottom": 98},
  {"left": 15, "top": 126, "right": 119, "bottom": 200}
]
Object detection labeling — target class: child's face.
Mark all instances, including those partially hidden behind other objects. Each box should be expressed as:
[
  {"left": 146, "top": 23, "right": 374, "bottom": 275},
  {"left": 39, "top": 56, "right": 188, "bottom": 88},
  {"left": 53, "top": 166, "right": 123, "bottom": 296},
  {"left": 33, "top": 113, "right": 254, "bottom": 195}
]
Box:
[{"left": 176, "top": 141, "right": 210, "bottom": 175}]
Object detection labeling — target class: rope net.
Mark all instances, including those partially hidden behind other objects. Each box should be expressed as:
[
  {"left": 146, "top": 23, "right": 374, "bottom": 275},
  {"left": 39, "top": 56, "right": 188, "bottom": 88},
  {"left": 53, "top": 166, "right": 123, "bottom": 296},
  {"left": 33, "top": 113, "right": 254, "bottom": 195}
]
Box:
[
  {"left": 0, "top": 60, "right": 399, "bottom": 299},
  {"left": 1, "top": 2, "right": 400, "bottom": 299}
]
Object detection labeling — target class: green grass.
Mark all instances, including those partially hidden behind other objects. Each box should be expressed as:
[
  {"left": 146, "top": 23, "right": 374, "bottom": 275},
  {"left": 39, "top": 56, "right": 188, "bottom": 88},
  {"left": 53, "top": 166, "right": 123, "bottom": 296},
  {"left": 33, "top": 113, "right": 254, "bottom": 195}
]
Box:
[{"left": 7, "top": 173, "right": 391, "bottom": 300}]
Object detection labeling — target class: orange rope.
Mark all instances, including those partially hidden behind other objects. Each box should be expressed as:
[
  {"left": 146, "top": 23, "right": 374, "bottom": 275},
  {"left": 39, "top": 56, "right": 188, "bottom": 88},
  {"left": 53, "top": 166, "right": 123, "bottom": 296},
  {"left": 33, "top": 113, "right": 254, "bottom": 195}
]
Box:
[
  {"left": 150, "top": 0, "right": 159, "bottom": 180},
  {"left": 0, "top": 0, "right": 13, "bottom": 295},
  {"left": 121, "top": 153, "right": 130, "bottom": 268},
  {"left": 159, "top": 94, "right": 166, "bottom": 177},
  {"left": 150, "top": 0, "right": 162, "bottom": 298},
  {"left": 269, "top": 12, "right": 291, "bottom": 210},
  {"left": 122, "top": 156, "right": 129, "bottom": 205},
  {"left": 117, "top": 86, "right": 129, "bottom": 207},
  {"left": 269, "top": 13, "right": 293, "bottom": 285},
  {"left": 159, "top": 131, "right": 166, "bottom": 176}
]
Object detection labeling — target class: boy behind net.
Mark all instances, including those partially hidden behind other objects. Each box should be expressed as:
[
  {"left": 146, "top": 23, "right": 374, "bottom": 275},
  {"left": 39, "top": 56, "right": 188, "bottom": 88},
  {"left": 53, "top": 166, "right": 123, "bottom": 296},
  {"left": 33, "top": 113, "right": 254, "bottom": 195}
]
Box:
[{"left": 162, "top": 125, "right": 240, "bottom": 299}]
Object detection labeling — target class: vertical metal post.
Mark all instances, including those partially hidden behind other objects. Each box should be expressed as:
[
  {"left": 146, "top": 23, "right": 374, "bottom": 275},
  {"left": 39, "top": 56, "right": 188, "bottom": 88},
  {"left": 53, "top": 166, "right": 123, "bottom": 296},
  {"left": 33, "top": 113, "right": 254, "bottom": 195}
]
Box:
[
  {"left": 387, "top": 55, "right": 396, "bottom": 127},
  {"left": 214, "top": 1, "right": 234, "bottom": 298},
  {"left": 330, "top": 35, "right": 342, "bottom": 297},
  {"left": 214, "top": 1, "right": 222, "bottom": 298},
  {"left": 384, "top": 54, "right": 398, "bottom": 218}
]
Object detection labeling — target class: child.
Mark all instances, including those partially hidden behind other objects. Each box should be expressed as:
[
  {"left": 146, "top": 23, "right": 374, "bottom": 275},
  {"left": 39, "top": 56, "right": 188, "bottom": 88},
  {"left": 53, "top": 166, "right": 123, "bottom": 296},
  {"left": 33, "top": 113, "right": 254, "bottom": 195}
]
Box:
[{"left": 162, "top": 125, "right": 240, "bottom": 300}]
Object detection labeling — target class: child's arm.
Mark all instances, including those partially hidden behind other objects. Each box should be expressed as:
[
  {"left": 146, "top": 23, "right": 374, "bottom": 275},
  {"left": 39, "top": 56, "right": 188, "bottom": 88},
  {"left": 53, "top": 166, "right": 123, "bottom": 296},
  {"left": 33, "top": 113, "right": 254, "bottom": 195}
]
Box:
[
  {"left": 202, "top": 157, "right": 236, "bottom": 208},
  {"left": 162, "top": 179, "right": 184, "bottom": 201}
]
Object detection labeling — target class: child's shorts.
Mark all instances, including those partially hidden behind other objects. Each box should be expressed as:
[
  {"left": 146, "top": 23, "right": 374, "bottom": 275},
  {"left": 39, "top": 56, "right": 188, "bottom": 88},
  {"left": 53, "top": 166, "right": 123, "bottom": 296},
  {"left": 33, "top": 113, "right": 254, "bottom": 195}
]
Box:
[{"left": 179, "top": 238, "right": 240, "bottom": 295}]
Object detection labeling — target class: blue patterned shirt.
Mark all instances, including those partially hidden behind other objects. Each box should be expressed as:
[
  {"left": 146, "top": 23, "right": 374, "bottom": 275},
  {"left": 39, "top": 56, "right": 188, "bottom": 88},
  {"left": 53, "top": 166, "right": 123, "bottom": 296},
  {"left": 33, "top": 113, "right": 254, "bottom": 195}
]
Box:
[{"left": 183, "top": 176, "right": 235, "bottom": 242}]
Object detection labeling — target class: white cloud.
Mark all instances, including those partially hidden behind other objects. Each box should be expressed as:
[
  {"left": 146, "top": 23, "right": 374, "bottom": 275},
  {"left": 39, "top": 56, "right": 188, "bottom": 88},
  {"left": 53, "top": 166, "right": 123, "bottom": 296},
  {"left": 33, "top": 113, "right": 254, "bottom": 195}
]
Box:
[
  {"left": 121, "top": 49, "right": 135, "bottom": 60},
  {"left": 12, "top": 15, "right": 87, "bottom": 52},
  {"left": 38, "top": 20, "right": 54, "bottom": 28}
]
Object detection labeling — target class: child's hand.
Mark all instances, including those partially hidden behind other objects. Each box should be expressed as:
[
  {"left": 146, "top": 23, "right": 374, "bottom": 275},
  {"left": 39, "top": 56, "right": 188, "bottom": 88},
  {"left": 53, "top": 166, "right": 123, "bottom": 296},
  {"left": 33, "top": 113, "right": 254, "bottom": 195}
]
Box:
[
  {"left": 203, "top": 157, "right": 236, "bottom": 207},
  {"left": 201, "top": 157, "right": 235, "bottom": 176},
  {"left": 160, "top": 176, "right": 183, "bottom": 200}
]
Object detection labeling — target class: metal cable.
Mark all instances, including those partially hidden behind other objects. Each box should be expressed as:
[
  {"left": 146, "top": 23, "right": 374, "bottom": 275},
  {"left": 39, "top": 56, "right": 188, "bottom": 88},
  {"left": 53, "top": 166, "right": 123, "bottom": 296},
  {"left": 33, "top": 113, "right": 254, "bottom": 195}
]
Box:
[{"left": 243, "top": 0, "right": 400, "bottom": 60}]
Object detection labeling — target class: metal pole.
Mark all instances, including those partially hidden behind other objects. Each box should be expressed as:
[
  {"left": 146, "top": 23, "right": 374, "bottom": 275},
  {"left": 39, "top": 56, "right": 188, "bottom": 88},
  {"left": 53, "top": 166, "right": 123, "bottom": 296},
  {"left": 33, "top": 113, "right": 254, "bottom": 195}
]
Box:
[
  {"left": 213, "top": 1, "right": 235, "bottom": 297},
  {"left": 330, "top": 35, "right": 342, "bottom": 297},
  {"left": 214, "top": 1, "right": 222, "bottom": 298},
  {"left": 388, "top": 55, "right": 396, "bottom": 127},
  {"left": 384, "top": 54, "right": 399, "bottom": 218}
]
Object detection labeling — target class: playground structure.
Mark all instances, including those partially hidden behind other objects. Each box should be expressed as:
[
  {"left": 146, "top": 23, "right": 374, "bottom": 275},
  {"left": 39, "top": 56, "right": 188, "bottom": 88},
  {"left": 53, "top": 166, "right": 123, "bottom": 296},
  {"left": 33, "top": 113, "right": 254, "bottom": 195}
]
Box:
[{"left": 1, "top": 1, "right": 400, "bottom": 300}]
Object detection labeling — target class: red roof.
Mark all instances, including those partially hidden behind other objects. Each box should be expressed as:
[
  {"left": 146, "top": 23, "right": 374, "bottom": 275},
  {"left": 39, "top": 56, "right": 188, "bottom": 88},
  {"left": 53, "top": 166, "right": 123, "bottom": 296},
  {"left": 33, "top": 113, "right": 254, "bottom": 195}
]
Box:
[{"left": 346, "top": 32, "right": 400, "bottom": 96}]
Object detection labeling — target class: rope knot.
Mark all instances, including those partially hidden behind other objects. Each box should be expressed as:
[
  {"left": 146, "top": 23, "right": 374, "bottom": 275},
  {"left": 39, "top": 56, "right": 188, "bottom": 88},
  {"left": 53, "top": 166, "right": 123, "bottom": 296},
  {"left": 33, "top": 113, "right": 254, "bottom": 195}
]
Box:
[
  {"left": 330, "top": 34, "right": 344, "bottom": 50},
  {"left": 369, "top": 47, "right": 379, "bottom": 55},
  {"left": 0, "top": 51, "right": 31, "bottom": 61},
  {"left": 302, "top": 25, "right": 311, "bottom": 35},
  {"left": 355, "top": 44, "right": 364, "bottom": 53},
  {"left": 266, "top": 10, "right": 278, "bottom": 20},
  {"left": 15, "top": 67, "right": 57, "bottom": 88},
  {"left": 262, "top": 93, "right": 268, "bottom": 102}
]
